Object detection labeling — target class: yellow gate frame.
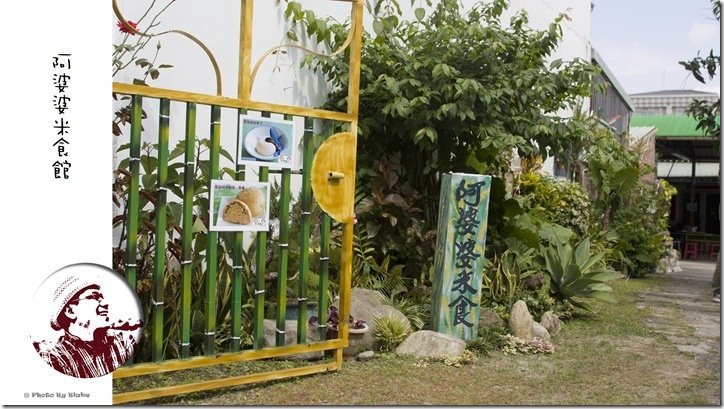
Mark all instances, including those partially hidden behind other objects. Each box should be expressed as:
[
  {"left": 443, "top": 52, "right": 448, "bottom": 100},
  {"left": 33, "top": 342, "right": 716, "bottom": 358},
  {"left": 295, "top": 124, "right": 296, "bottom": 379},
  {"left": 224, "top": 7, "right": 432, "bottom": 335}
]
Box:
[{"left": 111, "top": 0, "right": 363, "bottom": 403}]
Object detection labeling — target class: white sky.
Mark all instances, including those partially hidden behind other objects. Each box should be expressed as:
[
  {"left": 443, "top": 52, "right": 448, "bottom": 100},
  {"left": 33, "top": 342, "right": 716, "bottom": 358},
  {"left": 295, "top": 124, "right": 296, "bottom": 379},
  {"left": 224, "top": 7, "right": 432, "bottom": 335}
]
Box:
[{"left": 591, "top": 0, "right": 721, "bottom": 95}]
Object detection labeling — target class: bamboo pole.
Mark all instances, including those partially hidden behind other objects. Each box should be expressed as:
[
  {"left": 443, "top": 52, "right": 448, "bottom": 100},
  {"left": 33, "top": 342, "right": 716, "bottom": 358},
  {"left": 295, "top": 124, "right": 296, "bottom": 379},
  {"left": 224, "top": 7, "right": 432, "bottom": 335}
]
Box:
[
  {"left": 297, "top": 116, "right": 314, "bottom": 343},
  {"left": 114, "top": 338, "right": 344, "bottom": 378},
  {"left": 253, "top": 111, "right": 271, "bottom": 349},
  {"left": 125, "top": 95, "right": 143, "bottom": 290},
  {"left": 230, "top": 108, "right": 247, "bottom": 352},
  {"left": 238, "top": 0, "right": 254, "bottom": 100},
  {"left": 317, "top": 213, "right": 331, "bottom": 340},
  {"left": 152, "top": 98, "right": 170, "bottom": 362},
  {"left": 253, "top": 165, "right": 269, "bottom": 349},
  {"left": 274, "top": 114, "right": 294, "bottom": 347},
  {"left": 204, "top": 106, "right": 222, "bottom": 355},
  {"left": 114, "top": 361, "right": 340, "bottom": 404},
  {"left": 336, "top": 0, "right": 364, "bottom": 365},
  {"left": 180, "top": 102, "right": 197, "bottom": 359},
  {"left": 113, "top": 83, "right": 355, "bottom": 123}
]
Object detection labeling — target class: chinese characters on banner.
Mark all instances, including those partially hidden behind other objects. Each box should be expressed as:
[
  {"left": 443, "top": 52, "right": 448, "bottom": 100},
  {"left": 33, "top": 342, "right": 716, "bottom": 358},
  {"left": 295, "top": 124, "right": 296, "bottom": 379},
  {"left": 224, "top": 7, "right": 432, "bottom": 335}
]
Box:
[
  {"left": 52, "top": 53, "right": 71, "bottom": 179},
  {"left": 431, "top": 173, "right": 491, "bottom": 340}
]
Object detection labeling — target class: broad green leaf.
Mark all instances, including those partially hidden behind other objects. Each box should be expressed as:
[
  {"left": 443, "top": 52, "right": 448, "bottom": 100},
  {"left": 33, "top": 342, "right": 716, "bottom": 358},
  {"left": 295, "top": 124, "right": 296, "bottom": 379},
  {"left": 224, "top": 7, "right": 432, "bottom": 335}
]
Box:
[
  {"left": 574, "top": 238, "right": 590, "bottom": 267},
  {"left": 415, "top": 7, "right": 425, "bottom": 21},
  {"left": 587, "top": 271, "right": 624, "bottom": 282}
]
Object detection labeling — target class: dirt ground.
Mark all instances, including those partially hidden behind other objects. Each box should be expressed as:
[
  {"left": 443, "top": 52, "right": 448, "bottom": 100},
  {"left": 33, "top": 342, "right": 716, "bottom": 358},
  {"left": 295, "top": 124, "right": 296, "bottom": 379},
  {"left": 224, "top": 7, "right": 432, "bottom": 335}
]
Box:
[{"left": 639, "top": 260, "right": 721, "bottom": 405}]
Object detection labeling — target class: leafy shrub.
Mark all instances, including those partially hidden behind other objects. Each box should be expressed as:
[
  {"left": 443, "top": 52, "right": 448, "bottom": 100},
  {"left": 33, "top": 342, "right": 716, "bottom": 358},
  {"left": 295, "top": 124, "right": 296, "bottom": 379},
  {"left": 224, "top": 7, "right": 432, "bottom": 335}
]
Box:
[
  {"left": 282, "top": 0, "right": 598, "bottom": 291},
  {"left": 481, "top": 247, "right": 538, "bottom": 310},
  {"left": 610, "top": 181, "right": 676, "bottom": 277},
  {"left": 441, "top": 350, "right": 479, "bottom": 367},
  {"left": 383, "top": 295, "right": 430, "bottom": 331},
  {"left": 466, "top": 325, "right": 508, "bottom": 356},
  {"left": 412, "top": 350, "right": 479, "bottom": 368},
  {"left": 540, "top": 237, "right": 625, "bottom": 310},
  {"left": 517, "top": 171, "right": 592, "bottom": 239},
  {"left": 373, "top": 315, "right": 410, "bottom": 352}
]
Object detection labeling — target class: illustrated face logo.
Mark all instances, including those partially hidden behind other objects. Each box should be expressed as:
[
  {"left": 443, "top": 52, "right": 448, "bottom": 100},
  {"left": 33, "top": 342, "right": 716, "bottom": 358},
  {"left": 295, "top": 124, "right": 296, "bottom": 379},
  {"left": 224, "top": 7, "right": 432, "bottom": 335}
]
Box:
[{"left": 30, "top": 264, "right": 143, "bottom": 378}]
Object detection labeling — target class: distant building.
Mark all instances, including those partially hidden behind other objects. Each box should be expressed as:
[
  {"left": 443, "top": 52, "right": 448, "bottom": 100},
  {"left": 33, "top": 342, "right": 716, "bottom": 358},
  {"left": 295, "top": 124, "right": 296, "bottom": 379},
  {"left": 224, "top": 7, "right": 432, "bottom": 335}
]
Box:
[
  {"left": 630, "top": 89, "right": 719, "bottom": 116},
  {"left": 591, "top": 48, "right": 634, "bottom": 136},
  {"left": 553, "top": 47, "right": 633, "bottom": 179},
  {"left": 630, "top": 114, "right": 720, "bottom": 235}
]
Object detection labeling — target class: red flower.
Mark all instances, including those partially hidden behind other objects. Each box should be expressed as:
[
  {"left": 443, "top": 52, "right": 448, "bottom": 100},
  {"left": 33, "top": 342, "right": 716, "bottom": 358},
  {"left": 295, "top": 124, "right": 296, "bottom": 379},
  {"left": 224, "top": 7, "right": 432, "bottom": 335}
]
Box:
[{"left": 117, "top": 20, "right": 138, "bottom": 35}]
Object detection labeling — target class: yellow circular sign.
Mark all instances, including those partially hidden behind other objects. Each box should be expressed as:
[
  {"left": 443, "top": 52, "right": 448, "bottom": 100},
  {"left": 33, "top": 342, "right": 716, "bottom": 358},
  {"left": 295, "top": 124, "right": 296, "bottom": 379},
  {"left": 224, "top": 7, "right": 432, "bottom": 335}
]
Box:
[{"left": 311, "top": 131, "right": 356, "bottom": 223}]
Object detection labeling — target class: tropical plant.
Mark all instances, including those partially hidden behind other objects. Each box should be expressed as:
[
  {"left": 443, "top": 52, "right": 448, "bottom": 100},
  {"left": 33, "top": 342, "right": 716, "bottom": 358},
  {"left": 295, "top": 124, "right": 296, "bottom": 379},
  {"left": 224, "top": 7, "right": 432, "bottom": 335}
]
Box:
[
  {"left": 609, "top": 181, "right": 676, "bottom": 277},
  {"left": 382, "top": 295, "right": 429, "bottom": 331},
  {"left": 516, "top": 172, "right": 593, "bottom": 239},
  {"left": 279, "top": 0, "right": 598, "bottom": 288},
  {"left": 112, "top": 137, "right": 257, "bottom": 359},
  {"left": 584, "top": 125, "right": 641, "bottom": 230},
  {"left": 466, "top": 325, "right": 508, "bottom": 356},
  {"left": 679, "top": 0, "right": 720, "bottom": 139},
  {"left": 373, "top": 315, "right": 410, "bottom": 352},
  {"left": 540, "top": 237, "right": 625, "bottom": 310}
]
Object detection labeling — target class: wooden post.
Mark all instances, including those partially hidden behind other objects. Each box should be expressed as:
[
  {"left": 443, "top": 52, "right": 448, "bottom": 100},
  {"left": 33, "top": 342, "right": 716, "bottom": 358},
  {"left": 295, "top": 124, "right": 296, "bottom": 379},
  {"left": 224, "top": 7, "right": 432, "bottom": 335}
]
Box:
[{"left": 431, "top": 173, "right": 491, "bottom": 340}]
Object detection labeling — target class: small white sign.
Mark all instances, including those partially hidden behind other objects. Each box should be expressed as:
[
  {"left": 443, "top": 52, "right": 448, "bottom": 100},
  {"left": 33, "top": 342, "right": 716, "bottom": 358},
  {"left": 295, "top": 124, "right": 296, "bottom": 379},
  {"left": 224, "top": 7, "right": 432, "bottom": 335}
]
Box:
[
  {"left": 238, "top": 114, "right": 296, "bottom": 169},
  {"left": 209, "top": 180, "right": 271, "bottom": 232}
]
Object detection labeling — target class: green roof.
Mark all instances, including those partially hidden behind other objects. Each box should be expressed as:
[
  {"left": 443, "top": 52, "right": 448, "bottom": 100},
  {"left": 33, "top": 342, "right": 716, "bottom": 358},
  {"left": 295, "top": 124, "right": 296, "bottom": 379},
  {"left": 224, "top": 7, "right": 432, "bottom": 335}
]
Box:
[{"left": 630, "top": 115, "right": 720, "bottom": 138}]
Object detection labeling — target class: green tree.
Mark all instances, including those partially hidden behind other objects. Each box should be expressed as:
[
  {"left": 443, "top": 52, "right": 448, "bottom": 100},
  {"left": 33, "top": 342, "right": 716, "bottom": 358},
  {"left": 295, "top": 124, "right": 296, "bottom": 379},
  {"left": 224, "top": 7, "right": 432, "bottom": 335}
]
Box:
[
  {"left": 284, "top": 0, "right": 598, "bottom": 268},
  {"left": 679, "top": 0, "right": 720, "bottom": 137}
]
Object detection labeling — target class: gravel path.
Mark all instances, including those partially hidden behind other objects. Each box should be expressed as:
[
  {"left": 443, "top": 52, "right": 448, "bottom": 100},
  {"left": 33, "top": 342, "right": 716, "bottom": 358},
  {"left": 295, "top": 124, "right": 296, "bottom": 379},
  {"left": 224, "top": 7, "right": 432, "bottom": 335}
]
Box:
[{"left": 639, "top": 260, "right": 721, "bottom": 404}]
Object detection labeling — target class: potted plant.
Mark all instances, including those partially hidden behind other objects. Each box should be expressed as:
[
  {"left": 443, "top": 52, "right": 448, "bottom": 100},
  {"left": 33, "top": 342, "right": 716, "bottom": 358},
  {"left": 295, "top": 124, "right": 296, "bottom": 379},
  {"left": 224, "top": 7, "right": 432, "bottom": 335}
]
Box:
[{"left": 309, "top": 306, "right": 368, "bottom": 357}]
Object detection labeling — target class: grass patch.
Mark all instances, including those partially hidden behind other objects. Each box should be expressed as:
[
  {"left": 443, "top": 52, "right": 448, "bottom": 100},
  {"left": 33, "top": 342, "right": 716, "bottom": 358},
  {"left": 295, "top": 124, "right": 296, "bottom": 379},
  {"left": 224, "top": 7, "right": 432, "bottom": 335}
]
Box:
[{"left": 113, "top": 275, "right": 719, "bottom": 405}]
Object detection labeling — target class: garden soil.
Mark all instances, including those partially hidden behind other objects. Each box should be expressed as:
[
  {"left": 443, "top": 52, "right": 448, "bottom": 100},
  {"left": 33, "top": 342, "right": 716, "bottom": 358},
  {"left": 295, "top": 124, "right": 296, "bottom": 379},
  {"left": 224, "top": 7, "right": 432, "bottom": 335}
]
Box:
[{"left": 639, "top": 260, "right": 721, "bottom": 405}]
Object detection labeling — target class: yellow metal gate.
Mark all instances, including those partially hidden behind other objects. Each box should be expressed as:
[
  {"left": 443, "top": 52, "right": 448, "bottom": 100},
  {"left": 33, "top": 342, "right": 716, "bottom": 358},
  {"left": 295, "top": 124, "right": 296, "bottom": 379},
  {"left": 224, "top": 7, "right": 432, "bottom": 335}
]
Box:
[{"left": 111, "top": 0, "right": 363, "bottom": 403}]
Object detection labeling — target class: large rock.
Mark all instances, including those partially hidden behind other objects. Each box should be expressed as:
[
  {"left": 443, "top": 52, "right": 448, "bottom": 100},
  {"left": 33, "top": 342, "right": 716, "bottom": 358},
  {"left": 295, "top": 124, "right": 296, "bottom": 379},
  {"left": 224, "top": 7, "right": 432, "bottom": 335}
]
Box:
[
  {"left": 262, "top": 319, "right": 323, "bottom": 360},
  {"left": 479, "top": 307, "right": 506, "bottom": 328},
  {"left": 333, "top": 288, "right": 411, "bottom": 352},
  {"left": 540, "top": 311, "right": 561, "bottom": 335},
  {"left": 508, "top": 300, "right": 534, "bottom": 340},
  {"left": 532, "top": 321, "right": 551, "bottom": 342},
  {"left": 395, "top": 330, "right": 465, "bottom": 358}
]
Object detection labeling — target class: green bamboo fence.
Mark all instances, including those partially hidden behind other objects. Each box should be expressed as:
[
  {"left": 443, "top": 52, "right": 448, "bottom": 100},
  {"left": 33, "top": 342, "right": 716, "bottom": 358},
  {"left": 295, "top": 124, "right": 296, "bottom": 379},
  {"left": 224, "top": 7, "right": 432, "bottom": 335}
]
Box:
[
  {"left": 180, "top": 102, "right": 197, "bottom": 359},
  {"left": 252, "top": 112, "right": 271, "bottom": 350},
  {"left": 274, "top": 114, "right": 294, "bottom": 347},
  {"left": 118, "top": 99, "right": 339, "bottom": 360},
  {"left": 296, "top": 117, "right": 314, "bottom": 343},
  {"left": 317, "top": 213, "right": 331, "bottom": 339},
  {"left": 204, "top": 106, "right": 222, "bottom": 355},
  {"left": 230, "top": 108, "right": 247, "bottom": 352},
  {"left": 151, "top": 98, "right": 170, "bottom": 362},
  {"left": 125, "top": 95, "right": 142, "bottom": 290}
]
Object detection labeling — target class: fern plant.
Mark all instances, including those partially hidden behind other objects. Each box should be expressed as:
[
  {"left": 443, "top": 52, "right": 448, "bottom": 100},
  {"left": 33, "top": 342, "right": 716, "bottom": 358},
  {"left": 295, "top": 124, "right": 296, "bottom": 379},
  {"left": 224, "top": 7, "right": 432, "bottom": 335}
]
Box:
[{"left": 373, "top": 315, "right": 410, "bottom": 352}]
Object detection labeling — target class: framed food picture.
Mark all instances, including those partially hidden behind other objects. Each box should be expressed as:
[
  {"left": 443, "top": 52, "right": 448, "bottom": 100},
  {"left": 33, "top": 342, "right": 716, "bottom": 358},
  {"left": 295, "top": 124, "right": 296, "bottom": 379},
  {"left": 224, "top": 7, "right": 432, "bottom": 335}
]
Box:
[
  {"left": 238, "top": 114, "right": 296, "bottom": 168},
  {"left": 209, "top": 180, "right": 271, "bottom": 232}
]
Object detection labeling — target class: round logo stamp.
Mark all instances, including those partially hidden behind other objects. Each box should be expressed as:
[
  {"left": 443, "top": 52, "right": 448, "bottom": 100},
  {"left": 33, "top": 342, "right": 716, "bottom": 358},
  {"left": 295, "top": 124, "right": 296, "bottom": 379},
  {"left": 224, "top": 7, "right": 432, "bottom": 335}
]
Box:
[{"left": 29, "top": 263, "right": 143, "bottom": 378}]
